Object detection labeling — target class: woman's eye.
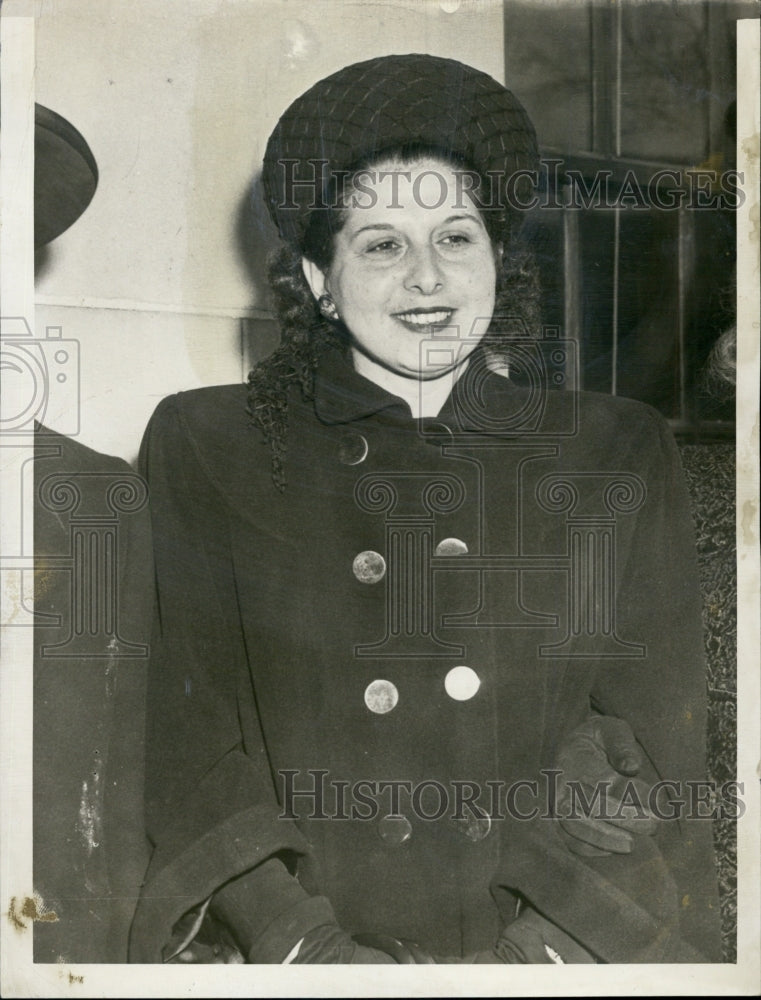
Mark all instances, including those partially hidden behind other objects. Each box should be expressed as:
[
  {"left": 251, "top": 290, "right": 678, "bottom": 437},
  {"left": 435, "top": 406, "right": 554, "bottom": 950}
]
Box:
[
  {"left": 439, "top": 233, "right": 471, "bottom": 247},
  {"left": 366, "top": 239, "right": 401, "bottom": 254}
]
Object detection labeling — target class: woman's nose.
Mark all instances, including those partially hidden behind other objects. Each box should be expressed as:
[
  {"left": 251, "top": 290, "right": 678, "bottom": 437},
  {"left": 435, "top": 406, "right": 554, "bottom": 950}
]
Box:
[{"left": 403, "top": 244, "right": 444, "bottom": 295}]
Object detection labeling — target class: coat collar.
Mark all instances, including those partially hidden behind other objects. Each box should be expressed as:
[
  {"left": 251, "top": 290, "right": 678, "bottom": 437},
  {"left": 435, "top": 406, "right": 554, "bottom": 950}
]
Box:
[
  {"left": 312, "top": 344, "right": 541, "bottom": 436},
  {"left": 312, "top": 346, "right": 407, "bottom": 425}
]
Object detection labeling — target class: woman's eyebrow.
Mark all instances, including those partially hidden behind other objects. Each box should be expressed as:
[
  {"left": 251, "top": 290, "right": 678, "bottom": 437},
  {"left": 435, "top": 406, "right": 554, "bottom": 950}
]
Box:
[
  {"left": 439, "top": 213, "right": 481, "bottom": 225},
  {"left": 348, "top": 223, "right": 397, "bottom": 240},
  {"left": 353, "top": 223, "right": 395, "bottom": 232},
  {"left": 349, "top": 214, "right": 480, "bottom": 239}
]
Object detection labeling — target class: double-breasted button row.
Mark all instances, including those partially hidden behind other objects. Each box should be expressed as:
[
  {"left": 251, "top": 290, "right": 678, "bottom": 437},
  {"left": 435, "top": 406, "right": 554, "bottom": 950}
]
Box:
[
  {"left": 364, "top": 666, "right": 480, "bottom": 714},
  {"left": 338, "top": 424, "right": 459, "bottom": 463},
  {"left": 377, "top": 810, "right": 491, "bottom": 846},
  {"left": 353, "top": 537, "right": 467, "bottom": 585},
  {"left": 339, "top": 424, "right": 460, "bottom": 463}
]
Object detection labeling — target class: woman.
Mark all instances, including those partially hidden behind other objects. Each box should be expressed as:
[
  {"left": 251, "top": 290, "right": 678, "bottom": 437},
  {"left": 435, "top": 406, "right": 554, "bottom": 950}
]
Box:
[{"left": 129, "top": 54, "right": 720, "bottom": 964}]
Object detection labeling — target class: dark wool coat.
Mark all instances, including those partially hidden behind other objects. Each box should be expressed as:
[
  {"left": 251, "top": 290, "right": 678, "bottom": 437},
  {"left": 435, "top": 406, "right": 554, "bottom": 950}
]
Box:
[
  {"left": 129, "top": 347, "right": 721, "bottom": 963},
  {"left": 34, "top": 427, "right": 152, "bottom": 962}
]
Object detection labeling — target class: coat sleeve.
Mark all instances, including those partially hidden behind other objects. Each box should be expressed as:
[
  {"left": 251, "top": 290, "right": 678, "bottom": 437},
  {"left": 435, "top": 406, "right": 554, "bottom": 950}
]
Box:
[
  {"left": 128, "top": 395, "right": 330, "bottom": 962},
  {"left": 589, "top": 405, "right": 722, "bottom": 959},
  {"left": 494, "top": 404, "right": 722, "bottom": 963}
]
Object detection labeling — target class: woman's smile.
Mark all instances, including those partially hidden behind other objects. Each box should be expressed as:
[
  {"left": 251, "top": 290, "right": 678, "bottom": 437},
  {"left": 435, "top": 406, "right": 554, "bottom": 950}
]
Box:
[{"left": 392, "top": 307, "right": 456, "bottom": 330}]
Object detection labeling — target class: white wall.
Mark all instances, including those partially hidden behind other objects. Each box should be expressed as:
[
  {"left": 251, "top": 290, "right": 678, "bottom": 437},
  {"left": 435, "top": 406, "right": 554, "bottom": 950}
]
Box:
[{"left": 34, "top": 0, "right": 506, "bottom": 463}]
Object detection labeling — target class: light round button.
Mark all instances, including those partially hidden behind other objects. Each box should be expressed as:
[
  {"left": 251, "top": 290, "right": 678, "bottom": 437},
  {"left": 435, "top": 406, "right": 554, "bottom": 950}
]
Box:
[
  {"left": 364, "top": 679, "right": 398, "bottom": 714},
  {"left": 444, "top": 665, "right": 481, "bottom": 701},
  {"left": 422, "top": 420, "right": 454, "bottom": 447},
  {"left": 378, "top": 814, "right": 412, "bottom": 846},
  {"left": 338, "top": 431, "right": 368, "bottom": 466},
  {"left": 435, "top": 537, "right": 469, "bottom": 557},
  {"left": 451, "top": 812, "right": 492, "bottom": 842},
  {"left": 353, "top": 550, "right": 386, "bottom": 584}
]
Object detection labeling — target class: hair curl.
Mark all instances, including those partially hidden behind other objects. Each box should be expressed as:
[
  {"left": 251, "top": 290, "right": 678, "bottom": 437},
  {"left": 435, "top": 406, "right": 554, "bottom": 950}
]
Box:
[
  {"left": 702, "top": 326, "right": 737, "bottom": 398},
  {"left": 247, "top": 149, "right": 541, "bottom": 490}
]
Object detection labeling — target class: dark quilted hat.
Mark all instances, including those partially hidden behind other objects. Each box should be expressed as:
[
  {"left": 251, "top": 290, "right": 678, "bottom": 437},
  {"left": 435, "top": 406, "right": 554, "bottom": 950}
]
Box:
[{"left": 262, "top": 53, "right": 538, "bottom": 247}]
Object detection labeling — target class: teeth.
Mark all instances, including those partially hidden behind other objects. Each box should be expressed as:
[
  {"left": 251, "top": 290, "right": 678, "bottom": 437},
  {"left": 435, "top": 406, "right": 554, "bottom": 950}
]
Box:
[{"left": 396, "top": 310, "right": 452, "bottom": 326}]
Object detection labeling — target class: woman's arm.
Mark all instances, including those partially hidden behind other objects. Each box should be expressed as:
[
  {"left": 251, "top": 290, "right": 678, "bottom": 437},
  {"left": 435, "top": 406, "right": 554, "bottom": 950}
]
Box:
[
  {"left": 589, "top": 406, "right": 722, "bottom": 959},
  {"left": 492, "top": 402, "right": 722, "bottom": 962},
  {"left": 129, "top": 393, "right": 324, "bottom": 962}
]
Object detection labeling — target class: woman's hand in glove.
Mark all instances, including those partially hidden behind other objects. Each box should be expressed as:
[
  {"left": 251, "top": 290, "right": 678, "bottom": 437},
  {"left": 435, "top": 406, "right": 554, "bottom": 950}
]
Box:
[
  {"left": 291, "top": 922, "right": 542, "bottom": 965},
  {"left": 300, "top": 907, "right": 597, "bottom": 964},
  {"left": 291, "top": 924, "right": 397, "bottom": 963},
  {"left": 555, "top": 715, "right": 659, "bottom": 856},
  {"left": 443, "top": 907, "right": 596, "bottom": 964}
]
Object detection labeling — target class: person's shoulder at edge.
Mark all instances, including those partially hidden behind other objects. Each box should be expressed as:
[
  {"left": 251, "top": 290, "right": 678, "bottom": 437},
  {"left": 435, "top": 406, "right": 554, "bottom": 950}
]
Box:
[{"left": 34, "top": 421, "right": 133, "bottom": 474}]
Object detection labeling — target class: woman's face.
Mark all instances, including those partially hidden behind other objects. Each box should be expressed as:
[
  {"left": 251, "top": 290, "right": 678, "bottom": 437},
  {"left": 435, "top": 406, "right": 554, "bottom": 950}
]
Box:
[{"left": 302, "top": 157, "right": 498, "bottom": 385}]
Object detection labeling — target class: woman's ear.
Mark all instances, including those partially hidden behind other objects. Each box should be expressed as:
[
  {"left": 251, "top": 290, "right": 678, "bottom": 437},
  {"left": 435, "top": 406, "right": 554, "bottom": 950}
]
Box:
[{"left": 301, "top": 257, "right": 328, "bottom": 301}]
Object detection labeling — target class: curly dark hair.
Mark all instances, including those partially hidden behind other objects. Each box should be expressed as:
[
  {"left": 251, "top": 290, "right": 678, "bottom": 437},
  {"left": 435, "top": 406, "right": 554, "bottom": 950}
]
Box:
[{"left": 247, "top": 148, "right": 541, "bottom": 490}]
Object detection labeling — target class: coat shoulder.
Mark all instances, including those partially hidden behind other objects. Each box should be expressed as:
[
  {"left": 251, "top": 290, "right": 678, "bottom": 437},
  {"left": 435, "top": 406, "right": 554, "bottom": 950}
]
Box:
[
  {"left": 149, "top": 384, "right": 254, "bottom": 454},
  {"left": 144, "top": 384, "right": 274, "bottom": 502},
  {"left": 562, "top": 388, "right": 674, "bottom": 459},
  {"left": 170, "top": 384, "right": 250, "bottom": 437},
  {"left": 481, "top": 371, "right": 671, "bottom": 458},
  {"left": 574, "top": 388, "right": 667, "bottom": 430}
]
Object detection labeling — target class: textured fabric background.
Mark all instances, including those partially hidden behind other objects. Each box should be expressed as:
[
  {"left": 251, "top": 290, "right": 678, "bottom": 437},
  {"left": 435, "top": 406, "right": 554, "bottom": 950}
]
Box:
[{"left": 680, "top": 443, "right": 737, "bottom": 963}]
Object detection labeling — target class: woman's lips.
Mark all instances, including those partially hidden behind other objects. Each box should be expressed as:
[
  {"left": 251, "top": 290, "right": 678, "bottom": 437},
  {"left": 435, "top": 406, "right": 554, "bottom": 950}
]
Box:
[{"left": 393, "top": 308, "right": 455, "bottom": 330}]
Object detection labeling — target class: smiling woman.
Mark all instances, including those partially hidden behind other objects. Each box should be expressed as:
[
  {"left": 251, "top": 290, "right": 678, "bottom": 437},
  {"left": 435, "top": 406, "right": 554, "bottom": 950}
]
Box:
[
  {"left": 301, "top": 157, "right": 498, "bottom": 412},
  {"left": 129, "top": 54, "right": 721, "bottom": 966},
  {"left": 252, "top": 137, "right": 541, "bottom": 490}
]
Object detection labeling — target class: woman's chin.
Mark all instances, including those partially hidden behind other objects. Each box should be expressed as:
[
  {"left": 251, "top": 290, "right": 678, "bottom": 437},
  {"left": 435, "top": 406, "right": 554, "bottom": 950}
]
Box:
[
  {"left": 414, "top": 354, "right": 475, "bottom": 382},
  {"left": 415, "top": 366, "right": 459, "bottom": 381},
  {"left": 390, "top": 361, "right": 456, "bottom": 382}
]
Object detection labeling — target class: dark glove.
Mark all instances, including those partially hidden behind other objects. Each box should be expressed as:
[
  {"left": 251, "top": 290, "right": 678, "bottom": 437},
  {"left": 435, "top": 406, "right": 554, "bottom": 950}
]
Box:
[
  {"left": 350, "top": 907, "right": 596, "bottom": 964},
  {"left": 292, "top": 924, "right": 396, "bottom": 963},
  {"left": 166, "top": 858, "right": 362, "bottom": 964},
  {"left": 555, "top": 715, "right": 658, "bottom": 856},
  {"left": 447, "top": 907, "right": 596, "bottom": 964},
  {"left": 167, "top": 902, "right": 396, "bottom": 965}
]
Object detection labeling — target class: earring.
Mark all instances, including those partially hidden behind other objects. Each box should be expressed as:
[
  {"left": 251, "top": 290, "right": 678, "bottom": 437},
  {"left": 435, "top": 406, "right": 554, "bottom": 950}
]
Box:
[{"left": 318, "top": 294, "right": 339, "bottom": 321}]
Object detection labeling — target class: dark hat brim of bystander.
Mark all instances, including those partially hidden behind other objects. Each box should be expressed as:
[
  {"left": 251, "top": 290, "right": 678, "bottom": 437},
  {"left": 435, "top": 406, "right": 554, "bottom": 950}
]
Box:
[{"left": 32, "top": 104, "right": 98, "bottom": 248}]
